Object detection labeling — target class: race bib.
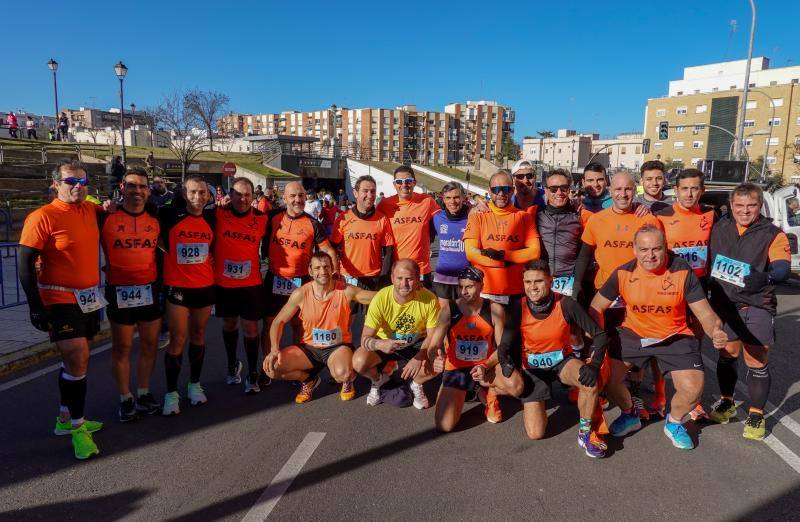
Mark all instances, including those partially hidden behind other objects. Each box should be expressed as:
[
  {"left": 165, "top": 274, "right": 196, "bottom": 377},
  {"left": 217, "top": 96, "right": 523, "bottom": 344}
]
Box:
[
  {"left": 176, "top": 243, "right": 208, "bottom": 265},
  {"left": 525, "top": 349, "right": 565, "bottom": 369},
  {"left": 392, "top": 331, "right": 421, "bottom": 345},
  {"left": 552, "top": 276, "right": 574, "bottom": 297},
  {"left": 711, "top": 254, "right": 750, "bottom": 288},
  {"left": 311, "top": 327, "right": 342, "bottom": 348},
  {"left": 272, "top": 275, "right": 302, "bottom": 296},
  {"left": 115, "top": 284, "right": 154, "bottom": 309},
  {"left": 641, "top": 331, "right": 679, "bottom": 348},
  {"left": 344, "top": 275, "right": 359, "bottom": 286},
  {"left": 74, "top": 286, "right": 108, "bottom": 313},
  {"left": 455, "top": 340, "right": 489, "bottom": 362},
  {"left": 481, "top": 293, "right": 509, "bottom": 305},
  {"left": 610, "top": 295, "right": 626, "bottom": 309},
  {"left": 673, "top": 246, "right": 708, "bottom": 270},
  {"left": 223, "top": 259, "right": 251, "bottom": 280}
]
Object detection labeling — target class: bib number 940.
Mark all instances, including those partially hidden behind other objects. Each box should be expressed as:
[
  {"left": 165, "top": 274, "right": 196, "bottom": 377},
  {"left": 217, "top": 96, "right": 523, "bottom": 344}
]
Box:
[{"left": 525, "top": 349, "right": 565, "bottom": 369}]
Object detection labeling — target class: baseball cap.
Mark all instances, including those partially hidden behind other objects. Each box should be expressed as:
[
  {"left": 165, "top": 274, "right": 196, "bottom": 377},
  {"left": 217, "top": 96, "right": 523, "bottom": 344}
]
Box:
[{"left": 511, "top": 159, "right": 535, "bottom": 175}]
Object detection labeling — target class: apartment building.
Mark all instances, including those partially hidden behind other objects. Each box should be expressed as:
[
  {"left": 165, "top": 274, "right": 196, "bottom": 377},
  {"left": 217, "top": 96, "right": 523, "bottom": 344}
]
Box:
[
  {"left": 643, "top": 58, "right": 800, "bottom": 181},
  {"left": 591, "top": 133, "right": 645, "bottom": 171},
  {"left": 219, "top": 100, "right": 514, "bottom": 166},
  {"left": 64, "top": 107, "right": 153, "bottom": 130},
  {"left": 521, "top": 130, "right": 595, "bottom": 172}
]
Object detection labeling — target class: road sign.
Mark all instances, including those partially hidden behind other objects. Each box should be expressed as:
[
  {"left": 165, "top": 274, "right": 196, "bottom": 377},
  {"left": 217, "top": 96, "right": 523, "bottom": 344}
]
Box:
[{"left": 222, "top": 162, "right": 237, "bottom": 177}]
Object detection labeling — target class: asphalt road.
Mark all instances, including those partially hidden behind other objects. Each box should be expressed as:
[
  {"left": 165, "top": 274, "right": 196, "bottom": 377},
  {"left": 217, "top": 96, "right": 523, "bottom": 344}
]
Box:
[{"left": 3, "top": 284, "right": 800, "bottom": 521}]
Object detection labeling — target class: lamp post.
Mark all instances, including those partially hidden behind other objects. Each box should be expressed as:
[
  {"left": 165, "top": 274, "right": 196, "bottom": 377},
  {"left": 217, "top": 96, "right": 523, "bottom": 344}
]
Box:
[
  {"left": 114, "top": 61, "right": 128, "bottom": 165},
  {"left": 130, "top": 102, "right": 137, "bottom": 147},
  {"left": 47, "top": 59, "right": 59, "bottom": 140},
  {"left": 734, "top": 0, "right": 757, "bottom": 160}
]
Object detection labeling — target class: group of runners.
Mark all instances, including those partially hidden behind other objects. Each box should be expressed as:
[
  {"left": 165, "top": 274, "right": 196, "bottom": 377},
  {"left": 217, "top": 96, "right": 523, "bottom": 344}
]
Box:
[{"left": 19, "top": 157, "right": 790, "bottom": 460}]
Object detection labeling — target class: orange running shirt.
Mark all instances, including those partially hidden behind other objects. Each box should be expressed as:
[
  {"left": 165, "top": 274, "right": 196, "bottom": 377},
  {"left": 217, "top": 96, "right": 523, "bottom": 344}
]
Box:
[
  {"left": 100, "top": 208, "right": 160, "bottom": 285},
  {"left": 599, "top": 256, "right": 706, "bottom": 340},
  {"left": 463, "top": 204, "right": 539, "bottom": 295},
  {"left": 445, "top": 299, "right": 496, "bottom": 370},
  {"left": 519, "top": 296, "right": 572, "bottom": 366},
  {"left": 20, "top": 199, "right": 101, "bottom": 305},
  {"left": 299, "top": 280, "right": 352, "bottom": 348},
  {"left": 266, "top": 210, "right": 330, "bottom": 278},
  {"left": 581, "top": 208, "right": 663, "bottom": 289},
  {"left": 656, "top": 203, "right": 716, "bottom": 277},
  {"left": 736, "top": 223, "right": 791, "bottom": 263},
  {"left": 377, "top": 193, "right": 440, "bottom": 274},
  {"left": 256, "top": 198, "right": 272, "bottom": 213},
  {"left": 329, "top": 208, "right": 395, "bottom": 277},
  {"left": 160, "top": 207, "right": 216, "bottom": 288},
  {"left": 214, "top": 206, "right": 268, "bottom": 288}
]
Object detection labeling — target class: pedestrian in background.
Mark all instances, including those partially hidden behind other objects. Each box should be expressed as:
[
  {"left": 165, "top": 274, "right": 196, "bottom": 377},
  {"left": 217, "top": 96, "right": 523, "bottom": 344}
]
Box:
[{"left": 26, "top": 116, "right": 37, "bottom": 139}]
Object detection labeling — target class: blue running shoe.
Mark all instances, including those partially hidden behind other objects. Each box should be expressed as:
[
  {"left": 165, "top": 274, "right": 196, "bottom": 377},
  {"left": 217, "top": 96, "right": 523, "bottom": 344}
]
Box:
[
  {"left": 578, "top": 432, "right": 606, "bottom": 458},
  {"left": 664, "top": 419, "right": 694, "bottom": 449},
  {"left": 610, "top": 409, "right": 642, "bottom": 437}
]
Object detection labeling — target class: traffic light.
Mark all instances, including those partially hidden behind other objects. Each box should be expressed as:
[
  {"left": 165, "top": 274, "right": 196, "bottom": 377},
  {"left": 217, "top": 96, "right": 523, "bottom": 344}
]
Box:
[
  {"left": 658, "top": 121, "right": 669, "bottom": 140},
  {"left": 642, "top": 138, "right": 651, "bottom": 154}
]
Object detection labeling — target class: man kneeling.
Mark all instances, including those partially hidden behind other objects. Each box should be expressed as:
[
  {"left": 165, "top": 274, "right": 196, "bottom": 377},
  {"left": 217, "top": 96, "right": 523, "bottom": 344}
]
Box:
[{"left": 263, "top": 252, "right": 375, "bottom": 403}]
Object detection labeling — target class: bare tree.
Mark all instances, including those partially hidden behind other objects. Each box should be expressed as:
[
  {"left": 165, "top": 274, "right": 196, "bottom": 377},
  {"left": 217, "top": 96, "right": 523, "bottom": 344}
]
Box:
[
  {"left": 153, "top": 91, "right": 208, "bottom": 181},
  {"left": 84, "top": 126, "right": 101, "bottom": 144},
  {"left": 184, "top": 89, "right": 229, "bottom": 152}
]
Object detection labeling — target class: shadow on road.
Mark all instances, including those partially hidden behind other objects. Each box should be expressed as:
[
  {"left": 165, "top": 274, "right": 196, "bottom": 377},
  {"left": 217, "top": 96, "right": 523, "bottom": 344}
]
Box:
[{"left": 0, "top": 488, "right": 153, "bottom": 521}]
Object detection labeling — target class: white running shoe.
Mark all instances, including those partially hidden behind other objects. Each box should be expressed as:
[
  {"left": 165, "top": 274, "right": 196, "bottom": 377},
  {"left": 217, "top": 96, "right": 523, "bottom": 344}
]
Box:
[
  {"left": 162, "top": 391, "right": 181, "bottom": 416},
  {"left": 410, "top": 381, "right": 430, "bottom": 410},
  {"left": 366, "top": 373, "right": 390, "bottom": 406},
  {"left": 187, "top": 382, "right": 208, "bottom": 405},
  {"left": 157, "top": 332, "right": 170, "bottom": 351},
  {"left": 226, "top": 361, "right": 243, "bottom": 385},
  {"left": 244, "top": 376, "right": 261, "bottom": 395}
]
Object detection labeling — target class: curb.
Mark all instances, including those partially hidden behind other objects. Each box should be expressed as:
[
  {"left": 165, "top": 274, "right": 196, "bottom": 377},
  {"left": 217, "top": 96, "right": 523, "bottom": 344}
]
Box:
[{"left": 0, "top": 322, "right": 111, "bottom": 378}]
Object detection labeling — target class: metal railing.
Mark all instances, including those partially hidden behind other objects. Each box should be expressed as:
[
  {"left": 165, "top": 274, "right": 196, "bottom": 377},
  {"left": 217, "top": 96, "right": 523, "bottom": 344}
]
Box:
[{"left": 0, "top": 243, "right": 25, "bottom": 309}]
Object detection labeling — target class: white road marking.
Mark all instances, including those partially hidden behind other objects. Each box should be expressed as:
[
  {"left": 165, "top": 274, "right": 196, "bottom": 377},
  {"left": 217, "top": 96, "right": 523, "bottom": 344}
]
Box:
[
  {"left": 0, "top": 342, "right": 112, "bottom": 392},
  {"left": 242, "top": 431, "right": 326, "bottom": 521},
  {"left": 701, "top": 352, "right": 800, "bottom": 473}
]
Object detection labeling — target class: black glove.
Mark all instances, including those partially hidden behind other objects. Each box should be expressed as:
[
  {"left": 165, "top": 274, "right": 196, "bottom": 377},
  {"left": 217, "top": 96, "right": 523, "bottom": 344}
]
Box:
[
  {"left": 481, "top": 248, "right": 506, "bottom": 261},
  {"left": 743, "top": 270, "right": 770, "bottom": 293},
  {"left": 578, "top": 363, "right": 600, "bottom": 387},
  {"left": 29, "top": 306, "right": 51, "bottom": 332}
]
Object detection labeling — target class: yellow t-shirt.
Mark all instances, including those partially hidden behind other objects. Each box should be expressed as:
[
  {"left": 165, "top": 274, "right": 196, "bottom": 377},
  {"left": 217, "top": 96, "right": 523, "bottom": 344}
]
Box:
[{"left": 364, "top": 285, "right": 440, "bottom": 343}]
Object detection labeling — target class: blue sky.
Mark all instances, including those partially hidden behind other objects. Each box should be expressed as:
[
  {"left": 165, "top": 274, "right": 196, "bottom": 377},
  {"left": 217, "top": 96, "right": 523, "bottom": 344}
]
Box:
[{"left": 3, "top": 0, "right": 799, "bottom": 138}]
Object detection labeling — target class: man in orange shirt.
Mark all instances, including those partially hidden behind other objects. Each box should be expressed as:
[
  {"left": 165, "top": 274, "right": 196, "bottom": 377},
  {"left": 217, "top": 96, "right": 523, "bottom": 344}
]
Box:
[
  {"left": 214, "top": 177, "right": 268, "bottom": 394},
  {"left": 100, "top": 168, "right": 162, "bottom": 422},
  {"left": 591, "top": 225, "right": 727, "bottom": 450},
  {"left": 377, "top": 166, "right": 440, "bottom": 287},
  {"left": 19, "top": 160, "right": 105, "bottom": 459},
  {"left": 463, "top": 171, "right": 540, "bottom": 304},
  {"left": 264, "top": 252, "right": 375, "bottom": 403}
]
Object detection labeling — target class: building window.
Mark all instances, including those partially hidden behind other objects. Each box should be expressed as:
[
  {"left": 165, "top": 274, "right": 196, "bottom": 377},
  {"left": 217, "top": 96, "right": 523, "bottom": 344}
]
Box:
[
  {"left": 675, "top": 125, "right": 686, "bottom": 133},
  {"left": 655, "top": 109, "right": 666, "bottom": 117},
  {"left": 744, "top": 120, "right": 755, "bottom": 128},
  {"left": 746, "top": 100, "right": 757, "bottom": 109},
  {"left": 393, "top": 140, "right": 399, "bottom": 147},
  {"left": 674, "top": 141, "right": 685, "bottom": 149},
  {"left": 620, "top": 147, "right": 627, "bottom": 154},
  {"left": 692, "top": 141, "right": 703, "bottom": 149},
  {"left": 635, "top": 146, "right": 641, "bottom": 154},
  {"left": 677, "top": 106, "right": 688, "bottom": 115},
  {"left": 767, "top": 137, "right": 779, "bottom": 146},
  {"left": 744, "top": 138, "right": 753, "bottom": 147},
  {"left": 654, "top": 142, "right": 663, "bottom": 149},
  {"left": 773, "top": 98, "right": 784, "bottom": 107},
  {"left": 693, "top": 124, "right": 706, "bottom": 133},
  {"left": 767, "top": 156, "right": 777, "bottom": 165},
  {"left": 770, "top": 81, "right": 778, "bottom": 86},
  {"left": 712, "top": 87, "right": 719, "bottom": 92},
  {"left": 769, "top": 118, "right": 782, "bottom": 127},
  {"left": 677, "top": 91, "right": 684, "bottom": 96},
  {"left": 695, "top": 105, "right": 708, "bottom": 113}
]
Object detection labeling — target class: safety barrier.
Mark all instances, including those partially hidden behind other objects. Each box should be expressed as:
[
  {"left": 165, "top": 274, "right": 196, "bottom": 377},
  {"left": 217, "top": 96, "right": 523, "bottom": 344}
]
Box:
[{"left": 0, "top": 242, "right": 25, "bottom": 309}]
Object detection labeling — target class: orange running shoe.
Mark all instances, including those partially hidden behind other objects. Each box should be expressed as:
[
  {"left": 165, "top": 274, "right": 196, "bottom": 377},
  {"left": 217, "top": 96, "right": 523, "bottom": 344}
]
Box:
[
  {"left": 478, "top": 387, "right": 503, "bottom": 424},
  {"left": 689, "top": 403, "right": 709, "bottom": 421},
  {"left": 295, "top": 376, "right": 320, "bottom": 404}
]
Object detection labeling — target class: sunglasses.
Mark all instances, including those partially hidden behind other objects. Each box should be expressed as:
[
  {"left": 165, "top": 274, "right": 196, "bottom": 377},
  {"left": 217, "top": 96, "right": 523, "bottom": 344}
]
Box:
[
  {"left": 394, "top": 178, "right": 416, "bottom": 185},
  {"left": 123, "top": 182, "right": 149, "bottom": 190},
  {"left": 58, "top": 177, "right": 89, "bottom": 186},
  {"left": 490, "top": 186, "right": 514, "bottom": 195},
  {"left": 546, "top": 184, "right": 571, "bottom": 193},
  {"left": 514, "top": 173, "right": 535, "bottom": 180}
]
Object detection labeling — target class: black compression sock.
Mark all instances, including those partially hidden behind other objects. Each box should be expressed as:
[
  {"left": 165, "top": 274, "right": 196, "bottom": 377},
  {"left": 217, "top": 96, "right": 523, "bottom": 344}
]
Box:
[
  {"left": 222, "top": 329, "right": 239, "bottom": 373},
  {"left": 58, "top": 369, "right": 87, "bottom": 420},
  {"left": 188, "top": 344, "right": 205, "bottom": 383},
  {"left": 717, "top": 355, "right": 738, "bottom": 398},
  {"left": 165, "top": 352, "right": 182, "bottom": 392},
  {"left": 746, "top": 364, "right": 771, "bottom": 411},
  {"left": 244, "top": 336, "right": 260, "bottom": 379}
]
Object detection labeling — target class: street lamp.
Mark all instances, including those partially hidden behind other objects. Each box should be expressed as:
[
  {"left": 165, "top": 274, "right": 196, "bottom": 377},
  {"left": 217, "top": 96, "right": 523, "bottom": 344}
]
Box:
[
  {"left": 130, "top": 102, "right": 137, "bottom": 147},
  {"left": 47, "top": 59, "right": 59, "bottom": 140},
  {"left": 114, "top": 61, "right": 128, "bottom": 165}
]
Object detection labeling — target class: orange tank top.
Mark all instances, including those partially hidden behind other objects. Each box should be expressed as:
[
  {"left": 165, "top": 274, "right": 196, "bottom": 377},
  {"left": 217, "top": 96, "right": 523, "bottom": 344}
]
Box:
[
  {"left": 520, "top": 296, "right": 571, "bottom": 368},
  {"left": 445, "top": 300, "right": 495, "bottom": 370},
  {"left": 300, "top": 280, "right": 352, "bottom": 348}
]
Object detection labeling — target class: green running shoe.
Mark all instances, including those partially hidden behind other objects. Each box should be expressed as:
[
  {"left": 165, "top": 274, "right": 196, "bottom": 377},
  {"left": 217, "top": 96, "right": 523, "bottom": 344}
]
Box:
[
  {"left": 71, "top": 424, "right": 100, "bottom": 460},
  {"left": 708, "top": 398, "right": 737, "bottom": 424},
  {"left": 743, "top": 413, "right": 766, "bottom": 441},
  {"left": 54, "top": 418, "right": 104, "bottom": 436}
]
